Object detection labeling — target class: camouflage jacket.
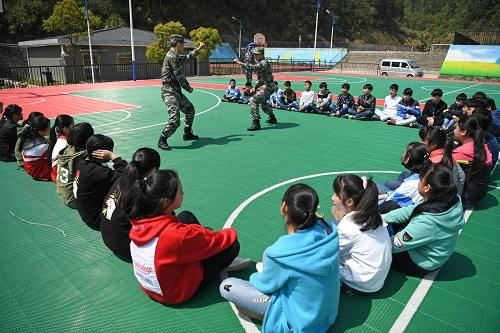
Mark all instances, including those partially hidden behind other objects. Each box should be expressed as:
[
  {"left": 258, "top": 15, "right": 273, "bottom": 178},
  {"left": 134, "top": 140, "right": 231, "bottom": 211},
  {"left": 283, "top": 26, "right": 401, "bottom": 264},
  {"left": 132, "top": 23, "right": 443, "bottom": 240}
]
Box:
[
  {"left": 161, "top": 49, "right": 198, "bottom": 94},
  {"left": 243, "top": 59, "right": 274, "bottom": 89}
]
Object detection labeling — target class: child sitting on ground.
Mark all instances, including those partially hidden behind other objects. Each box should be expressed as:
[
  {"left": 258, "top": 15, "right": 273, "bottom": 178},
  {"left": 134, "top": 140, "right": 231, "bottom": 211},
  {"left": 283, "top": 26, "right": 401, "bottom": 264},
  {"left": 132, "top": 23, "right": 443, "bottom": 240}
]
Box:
[
  {"left": 278, "top": 81, "right": 299, "bottom": 110},
  {"left": 18, "top": 116, "right": 52, "bottom": 181},
  {"left": 238, "top": 82, "right": 254, "bottom": 104},
  {"left": 315, "top": 82, "right": 332, "bottom": 114},
  {"left": 269, "top": 81, "right": 283, "bottom": 108},
  {"left": 100, "top": 147, "right": 161, "bottom": 261},
  {"left": 299, "top": 80, "right": 315, "bottom": 113},
  {"left": 222, "top": 79, "right": 241, "bottom": 102},
  {"left": 451, "top": 116, "right": 492, "bottom": 208},
  {"left": 387, "top": 88, "right": 420, "bottom": 126},
  {"left": 74, "top": 134, "right": 127, "bottom": 229},
  {"left": 332, "top": 174, "right": 392, "bottom": 294},
  {"left": 378, "top": 142, "right": 429, "bottom": 214},
  {"left": 122, "top": 169, "right": 245, "bottom": 304},
  {"left": 15, "top": 111, "right": 44, "bottom": 168},
  {"left": 56, "top": 122, "right": 94, "bottom": 209},
  {"left": 0, "top": 104, "right": 23, "bottom": 162},
  {"left": 348, "top": 84, "right": 376, "bottom": 120},
  {"left": 48, "top": 115, "right": 74, "bottom": 182},
  {"left": 442, "top": 93, "right": 466, "bottom": 130},
  {"left": 374, "top": 84, "right": 402, "bottom": 121},
  {"left": 334, "top": 83, "right": 355, "bottom": 117},
  {"left": 220, "top": 184, "right": 339, "bottom": 332},
  {"left": 383, "top": 163, "right": 464, "bottom": 277},
  {"left": 417, "top": 88, "right": 447, "bottom": 128}
]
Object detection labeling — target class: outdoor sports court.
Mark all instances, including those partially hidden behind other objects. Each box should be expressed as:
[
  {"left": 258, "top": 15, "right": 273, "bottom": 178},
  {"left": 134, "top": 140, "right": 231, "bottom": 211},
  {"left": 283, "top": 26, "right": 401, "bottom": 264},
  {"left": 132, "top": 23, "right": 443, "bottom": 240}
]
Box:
[{"left": 0, "top": 72, "right": 499, "bottom": 332}]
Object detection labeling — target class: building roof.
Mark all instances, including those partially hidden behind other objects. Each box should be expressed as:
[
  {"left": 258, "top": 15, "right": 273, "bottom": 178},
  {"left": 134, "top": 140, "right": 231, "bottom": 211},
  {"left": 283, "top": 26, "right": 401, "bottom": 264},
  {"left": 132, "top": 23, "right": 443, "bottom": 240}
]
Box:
[{"left": 18, "top": 27, "right": 194, "bottom": 48}]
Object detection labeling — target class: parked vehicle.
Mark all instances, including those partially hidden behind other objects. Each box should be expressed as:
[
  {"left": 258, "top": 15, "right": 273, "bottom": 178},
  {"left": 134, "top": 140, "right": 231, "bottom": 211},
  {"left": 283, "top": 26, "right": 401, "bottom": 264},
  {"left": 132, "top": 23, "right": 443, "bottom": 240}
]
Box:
[{"left": 378, "top": 59, "right": 424, "bottom": 77}]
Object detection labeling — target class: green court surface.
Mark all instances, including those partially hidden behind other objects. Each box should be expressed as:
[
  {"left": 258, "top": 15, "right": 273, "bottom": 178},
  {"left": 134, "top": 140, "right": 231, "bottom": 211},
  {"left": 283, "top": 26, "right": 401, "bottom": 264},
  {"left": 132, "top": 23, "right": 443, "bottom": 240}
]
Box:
[{"left": 0, "top": 73, "right": 499, "bottom": 332}]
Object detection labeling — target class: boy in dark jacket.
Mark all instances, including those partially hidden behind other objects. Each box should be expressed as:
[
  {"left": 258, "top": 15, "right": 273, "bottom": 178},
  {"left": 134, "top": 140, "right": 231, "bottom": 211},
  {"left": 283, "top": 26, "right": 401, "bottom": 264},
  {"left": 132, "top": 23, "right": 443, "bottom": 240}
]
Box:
[
  {"left": 0, "top": 104, "right": 23, "bottom": 162},
  {"left": 417, "top": 88, "right": 447, "bottom": 128}
]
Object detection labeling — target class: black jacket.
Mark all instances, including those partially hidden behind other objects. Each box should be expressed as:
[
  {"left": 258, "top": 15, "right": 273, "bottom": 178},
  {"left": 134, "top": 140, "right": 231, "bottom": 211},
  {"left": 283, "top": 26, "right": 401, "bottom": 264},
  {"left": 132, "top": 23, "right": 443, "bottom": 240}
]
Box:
[
  {"left": 100, "top": 182, "right": 131, "bottom": 260},
  {"left": 0, "top": 120, "right": 20, "bottom": 161},
  {"left": 75, "top": 157, "right": 127, "bottom": 229}
]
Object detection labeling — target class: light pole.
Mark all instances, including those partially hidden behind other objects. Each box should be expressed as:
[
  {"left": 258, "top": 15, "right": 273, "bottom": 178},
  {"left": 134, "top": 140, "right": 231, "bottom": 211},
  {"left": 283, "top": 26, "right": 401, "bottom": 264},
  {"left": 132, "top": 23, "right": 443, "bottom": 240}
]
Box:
[
  {"left": 326, "top": 9, "right": 336, "bottom": 49},
  {"left": 232, "top": 16, "right": 242, "bottom": 58},
  {"left": 313, "top": 0, "right": 320, "bottom": 68}
]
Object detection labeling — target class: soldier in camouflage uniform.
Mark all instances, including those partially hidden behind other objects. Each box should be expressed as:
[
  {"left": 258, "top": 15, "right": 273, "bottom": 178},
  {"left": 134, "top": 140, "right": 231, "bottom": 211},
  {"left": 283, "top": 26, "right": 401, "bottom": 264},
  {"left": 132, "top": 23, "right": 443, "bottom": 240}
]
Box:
[
  {"left": 234, "top": 47, "right": 277, "bottom": 131},
  {"left": 158, "top": 35, "right": 205, "bottom": 151}
]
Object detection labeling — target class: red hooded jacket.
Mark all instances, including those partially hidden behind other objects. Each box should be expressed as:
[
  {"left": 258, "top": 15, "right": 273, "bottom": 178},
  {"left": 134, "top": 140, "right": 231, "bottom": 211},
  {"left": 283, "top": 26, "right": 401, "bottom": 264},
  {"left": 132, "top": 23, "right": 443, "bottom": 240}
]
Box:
[{"left": 129, "top": 213, "right": 237, "bottom": 304}]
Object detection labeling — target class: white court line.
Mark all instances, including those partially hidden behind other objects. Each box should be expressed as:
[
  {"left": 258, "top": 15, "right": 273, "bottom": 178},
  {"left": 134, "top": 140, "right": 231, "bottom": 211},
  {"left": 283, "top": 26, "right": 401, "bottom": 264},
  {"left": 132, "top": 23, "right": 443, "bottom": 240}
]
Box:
[
  {"left": 90, "top": 110, "right": 132, "bottom": 128},
  {"left": 488, "top": 185, "right": 500, "bottom": 190},
  {"left": 105, "top": 90, "right": 221, "bottom": 136},
  {"left": 223, "top": 170, "right": 401, "bottom": 332},
  {"left": 418, "top": 83, "right": 483, "bottom": 103},
  {"left": 21, "top": 97, "right": 46, "bottom": 106},
  {"left": 389, "top": 208, "right": 473, "bottom": 333}
]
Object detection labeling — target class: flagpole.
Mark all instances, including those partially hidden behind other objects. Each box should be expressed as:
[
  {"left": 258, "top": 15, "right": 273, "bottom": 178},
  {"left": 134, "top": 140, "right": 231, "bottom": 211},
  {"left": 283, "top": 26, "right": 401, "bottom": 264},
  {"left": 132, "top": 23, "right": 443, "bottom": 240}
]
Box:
[
  {"left": 313, "top": 0, "right": 320, "bottom": 70},
  {"left": 85, "top": 0, "right": 95, "bottom": 84},
  {"left": 128, "top": 0, "right": 136, "bottom": 81}
]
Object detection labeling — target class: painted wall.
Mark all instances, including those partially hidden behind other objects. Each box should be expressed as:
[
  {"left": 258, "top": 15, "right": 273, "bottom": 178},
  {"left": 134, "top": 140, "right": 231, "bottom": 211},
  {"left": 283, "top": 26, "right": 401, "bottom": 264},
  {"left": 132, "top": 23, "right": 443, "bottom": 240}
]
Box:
[
  {"left": 264, "top": 48, "right": 347, "bottom": 63},
  {"left": 440, "top": 45, "right": 500, "bottom": 77}
]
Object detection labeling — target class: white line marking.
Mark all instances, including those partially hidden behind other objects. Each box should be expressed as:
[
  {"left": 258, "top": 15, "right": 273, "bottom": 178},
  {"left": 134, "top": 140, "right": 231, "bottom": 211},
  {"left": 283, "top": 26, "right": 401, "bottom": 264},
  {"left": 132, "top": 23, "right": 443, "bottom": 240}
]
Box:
[
  {"left": 223, "top": 170, "right": 401, "bottom": 332},
  {"left": 9, "top": 210, "right": 66, "bottom": 237},
  {"left": 388, "top": 208, "right": 473, "bottom": 333},
  {"left": 105, "top": 90, "right": 221, "bottom": 136},
  {"left": 224, "top": 170, "right": 400, "bottom": 229},
  {"left": 418, "top": 83, "right": 482, "bottom": 102},
  {"left": 20, "top": 97, "right": 46, "bottom": 106},
  {"left": 91, "top": 110, "right": 132, "bottom": 128},
  {"left": 488, "top": 185, "right": 500, "bottom": 190}
]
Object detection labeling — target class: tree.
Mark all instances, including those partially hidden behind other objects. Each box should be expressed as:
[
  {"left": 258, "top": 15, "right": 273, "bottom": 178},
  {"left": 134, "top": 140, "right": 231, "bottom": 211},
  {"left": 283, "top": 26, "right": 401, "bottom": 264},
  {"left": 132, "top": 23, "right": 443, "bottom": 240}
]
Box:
[
  {"left": 189, "top": 27, "right": 222, "bottom": 59},
  {"left": 104, "top": 14, "right": 127, "bottom": 29},
  {"left": 146, "top": 21, "right": 187, "bottom": 62},
  {"left": 42, "top": 0, "right": 101, "bottom": 64}
]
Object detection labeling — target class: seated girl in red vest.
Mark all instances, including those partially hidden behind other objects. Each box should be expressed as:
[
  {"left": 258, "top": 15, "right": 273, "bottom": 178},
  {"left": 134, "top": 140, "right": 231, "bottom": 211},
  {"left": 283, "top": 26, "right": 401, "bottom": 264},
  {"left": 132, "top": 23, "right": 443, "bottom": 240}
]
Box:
[
  {"left": 121, "top": 169, "right": 242, "bottom": 304},
  {"left": 18, "top": 116, "right": 51, "bottom": 181}
]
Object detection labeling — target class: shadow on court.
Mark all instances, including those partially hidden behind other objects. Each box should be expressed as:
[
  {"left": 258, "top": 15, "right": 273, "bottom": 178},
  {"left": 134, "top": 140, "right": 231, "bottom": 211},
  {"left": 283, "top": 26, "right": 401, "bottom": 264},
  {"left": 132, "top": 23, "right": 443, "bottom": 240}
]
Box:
[
  {"left": 260, "top": 121, "right": 300, "bottom": 130},
  {"left": 173, "top": 134, "right": 252, "bottom": 149},
  {"left": 330, "top": 270, "right": 408, "bottom": 332},
  {"left": 474, "top": 192, "right": 499, "bottom": 211},
  {"left": 434, "top": 252, "right": 476, "bottom": 281}
]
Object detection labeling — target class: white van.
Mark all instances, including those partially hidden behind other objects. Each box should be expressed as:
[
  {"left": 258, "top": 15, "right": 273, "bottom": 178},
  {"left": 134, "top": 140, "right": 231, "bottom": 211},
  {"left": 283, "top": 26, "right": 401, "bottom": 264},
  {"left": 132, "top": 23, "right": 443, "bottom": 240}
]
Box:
[{"left": 378, "top": 59, "right": 424, "bottom": 78}]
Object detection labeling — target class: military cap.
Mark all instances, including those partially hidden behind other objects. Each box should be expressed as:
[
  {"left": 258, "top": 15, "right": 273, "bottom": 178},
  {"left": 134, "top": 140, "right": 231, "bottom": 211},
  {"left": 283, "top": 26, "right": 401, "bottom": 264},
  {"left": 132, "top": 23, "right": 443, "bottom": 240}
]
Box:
[
  {"left": 170, "top": 34, "right": 185, "bottom": 45},
  {"left": 251, "top": 47, "right": 265, "bottom": 55}
]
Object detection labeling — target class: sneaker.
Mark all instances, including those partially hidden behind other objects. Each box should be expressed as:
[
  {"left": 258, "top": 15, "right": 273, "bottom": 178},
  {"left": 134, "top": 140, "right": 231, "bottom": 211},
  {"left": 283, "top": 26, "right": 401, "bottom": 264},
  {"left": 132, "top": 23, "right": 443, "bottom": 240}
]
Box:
[
  {"left": 226, "top": 257, "right": 252, "bottom": 272},
  {"left": 371, "top": 115, "right": 381, "bottom": 121},
  {"left": 387, "top": 119, "right": 397, "bottom": 125}
]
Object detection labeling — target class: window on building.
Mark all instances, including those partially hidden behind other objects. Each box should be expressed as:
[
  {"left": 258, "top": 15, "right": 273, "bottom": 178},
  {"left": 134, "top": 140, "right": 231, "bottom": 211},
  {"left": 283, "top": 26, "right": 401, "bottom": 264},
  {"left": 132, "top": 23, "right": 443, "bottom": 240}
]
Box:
[{"left": 116, "top": 53, "right": 132, "bottom": 71}]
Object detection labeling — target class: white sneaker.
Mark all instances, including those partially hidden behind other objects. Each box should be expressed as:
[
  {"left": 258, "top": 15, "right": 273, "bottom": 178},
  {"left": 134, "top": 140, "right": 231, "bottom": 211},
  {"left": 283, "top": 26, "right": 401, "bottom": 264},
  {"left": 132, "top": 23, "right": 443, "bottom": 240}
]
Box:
[{"left": 226, "top": 257, "right": 252, "bottom": 272}]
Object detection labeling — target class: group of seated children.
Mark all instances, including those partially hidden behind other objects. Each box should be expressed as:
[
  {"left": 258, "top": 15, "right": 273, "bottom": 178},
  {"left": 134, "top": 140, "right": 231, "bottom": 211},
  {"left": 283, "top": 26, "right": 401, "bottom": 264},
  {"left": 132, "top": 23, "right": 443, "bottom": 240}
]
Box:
[{"left": 0, "top": 92, "right": 495, "bottom": 332}]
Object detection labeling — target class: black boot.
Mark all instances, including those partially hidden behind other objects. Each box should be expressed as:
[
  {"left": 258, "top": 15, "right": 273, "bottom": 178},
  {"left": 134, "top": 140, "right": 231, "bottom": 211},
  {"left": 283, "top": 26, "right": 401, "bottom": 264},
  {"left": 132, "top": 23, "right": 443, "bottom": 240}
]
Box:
[
  {"left": 157, "top": 136, "right": 172, "bottom": 151},
  {"left": 183, "top": 127, "right": 199, "bottom": 141},
  {"left": 247, "top": 119, "right": 261, "bottom": 131},
  {"left": 266, "top": 114, "right": 277, "bottom": 124}
]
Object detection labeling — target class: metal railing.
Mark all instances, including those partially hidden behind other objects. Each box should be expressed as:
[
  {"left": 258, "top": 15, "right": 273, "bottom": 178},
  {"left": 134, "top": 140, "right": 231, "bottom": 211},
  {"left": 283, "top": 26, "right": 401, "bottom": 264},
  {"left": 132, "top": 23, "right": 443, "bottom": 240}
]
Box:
[{"left": 0, "top": 58, "right": 347, "bottom": 88}]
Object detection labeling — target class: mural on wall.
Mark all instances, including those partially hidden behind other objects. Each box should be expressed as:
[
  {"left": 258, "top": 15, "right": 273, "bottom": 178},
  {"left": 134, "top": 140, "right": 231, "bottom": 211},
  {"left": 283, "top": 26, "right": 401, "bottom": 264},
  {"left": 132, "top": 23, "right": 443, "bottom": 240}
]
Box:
[
  {"left": 440, "top": 45, "right": 500, "bottom": 77},
  {"left": 264, "top": 48, "right": 347, "bottom": 63}
]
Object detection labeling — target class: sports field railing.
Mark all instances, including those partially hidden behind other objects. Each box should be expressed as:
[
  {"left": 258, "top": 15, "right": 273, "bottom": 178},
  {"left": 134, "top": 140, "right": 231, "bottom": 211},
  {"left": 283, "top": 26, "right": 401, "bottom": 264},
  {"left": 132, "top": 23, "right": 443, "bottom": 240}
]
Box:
[{"left": 0, "top": 59, "right": 375, "bottom": 88}]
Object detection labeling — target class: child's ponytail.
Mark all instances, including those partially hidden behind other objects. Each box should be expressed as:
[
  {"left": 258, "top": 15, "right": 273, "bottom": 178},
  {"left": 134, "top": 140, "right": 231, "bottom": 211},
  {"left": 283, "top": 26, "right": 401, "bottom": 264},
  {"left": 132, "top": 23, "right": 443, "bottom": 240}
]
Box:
[
  {"left": 116, "top": 147, "right": 161, "bottom": 197},
  {"left": 120, "top": 169, "right": 179, "bottom": 220},
  {"left": 333, "top": 174, "right": 382, "bottom": 231},
  {"left": 282, "top": 184, "right": 326, "bottom": 232}
]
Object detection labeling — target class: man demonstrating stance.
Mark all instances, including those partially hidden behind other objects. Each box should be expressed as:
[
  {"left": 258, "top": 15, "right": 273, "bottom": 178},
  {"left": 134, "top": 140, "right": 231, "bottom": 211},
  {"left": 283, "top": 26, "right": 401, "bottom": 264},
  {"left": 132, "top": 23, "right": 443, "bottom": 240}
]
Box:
[
  {"left": 234, "top": 47, "right": 277, "bottom": 131},
  {"left": 158, "top": 34, "right": 205, "bottom": 151}
]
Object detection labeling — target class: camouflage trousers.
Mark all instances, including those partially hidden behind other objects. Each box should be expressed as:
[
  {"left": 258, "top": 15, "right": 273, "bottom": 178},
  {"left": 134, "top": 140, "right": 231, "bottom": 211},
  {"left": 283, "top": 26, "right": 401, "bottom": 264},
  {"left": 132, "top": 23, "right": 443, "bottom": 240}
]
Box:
[
  {"left": 250, "top": 84, "right": 276, "bottom": 121},
  {"left": 161, "top": 89, "right": 195, "bottom": 138}
]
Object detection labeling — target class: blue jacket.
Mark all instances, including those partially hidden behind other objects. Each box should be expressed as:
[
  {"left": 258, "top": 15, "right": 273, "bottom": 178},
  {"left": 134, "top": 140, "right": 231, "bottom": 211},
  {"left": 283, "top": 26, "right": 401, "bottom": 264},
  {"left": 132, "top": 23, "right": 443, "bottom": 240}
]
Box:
[
  {"left": 250, "top": 221, "right": 340, "bottom": 333},
  {"left": 397, "top": 98, "right": 421, "bottom": 118},
  {"left": 224, "top": 86, "right": 241, "bottom": 99}
]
